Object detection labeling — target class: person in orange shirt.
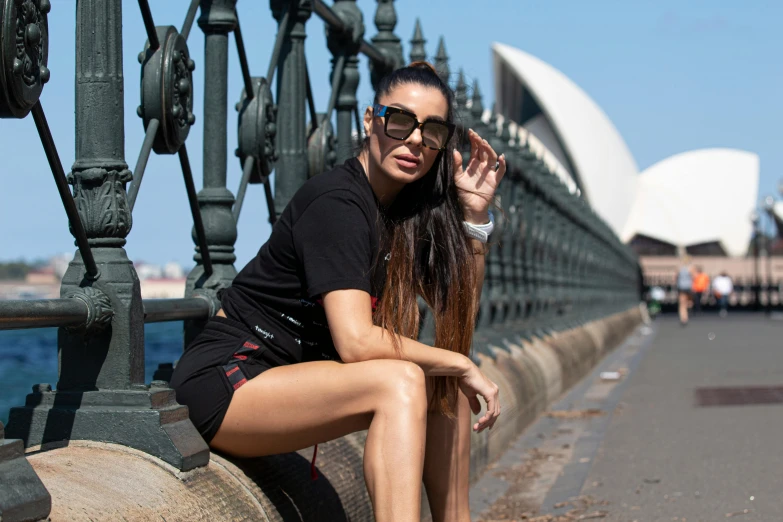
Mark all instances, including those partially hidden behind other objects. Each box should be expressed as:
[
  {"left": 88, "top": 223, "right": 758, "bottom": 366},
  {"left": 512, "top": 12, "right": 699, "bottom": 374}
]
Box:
[{"left": 691, "top": 266, "right": 710, "bottom": 314}]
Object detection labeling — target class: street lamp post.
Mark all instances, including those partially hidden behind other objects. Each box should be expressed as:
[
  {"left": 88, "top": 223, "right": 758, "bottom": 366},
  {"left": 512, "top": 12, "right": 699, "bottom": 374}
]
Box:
[
  {"left": 764, "top": 195, "right": 776, "bottom": 314},
  {"left": 766, "top": 238, "right": 774, "bottom": 313},
  {"left": 751, "top": 211, "right": 761, "bottom": 311}
]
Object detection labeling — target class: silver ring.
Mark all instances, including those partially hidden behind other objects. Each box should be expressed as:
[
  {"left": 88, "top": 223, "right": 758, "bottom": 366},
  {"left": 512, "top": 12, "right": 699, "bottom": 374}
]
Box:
[{"left": 492, "top": 160, "right": 500, "bottom": 171}]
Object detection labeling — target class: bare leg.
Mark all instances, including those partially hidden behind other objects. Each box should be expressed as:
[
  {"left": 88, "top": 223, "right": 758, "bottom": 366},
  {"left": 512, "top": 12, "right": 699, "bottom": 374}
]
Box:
[
  {"left": 211, "top": 359, "right": 428, "bottom": 522},
  {"left": 423, "top": 389, "right": 472, "bottom": 522},
  {"left": 678, "top": 292, "right": 689, "bottom": 324}
]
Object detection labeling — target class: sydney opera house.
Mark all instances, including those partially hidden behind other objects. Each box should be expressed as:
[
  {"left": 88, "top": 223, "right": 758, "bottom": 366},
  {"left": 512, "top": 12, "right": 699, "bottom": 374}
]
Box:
[{"left": 491, "top": 42, "right": 762, "bottom": 258}]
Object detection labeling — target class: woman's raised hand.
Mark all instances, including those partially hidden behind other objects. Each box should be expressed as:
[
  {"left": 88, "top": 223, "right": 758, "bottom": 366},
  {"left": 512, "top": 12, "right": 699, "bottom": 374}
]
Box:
[
  {"left": 458, "top": 362, "right": 500, "bottom": 432},
  {"left": 452, "top": 128, "right": 507, "bottom": 224}
]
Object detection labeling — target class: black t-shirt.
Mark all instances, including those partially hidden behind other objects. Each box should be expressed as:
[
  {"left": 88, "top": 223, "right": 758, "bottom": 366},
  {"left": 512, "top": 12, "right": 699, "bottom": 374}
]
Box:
[{"left": 220, "top": 158, "right": 388, "bottom": 364}]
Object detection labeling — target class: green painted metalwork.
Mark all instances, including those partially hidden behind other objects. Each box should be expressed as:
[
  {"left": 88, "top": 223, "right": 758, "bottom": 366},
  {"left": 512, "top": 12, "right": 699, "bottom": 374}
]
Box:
[
  {"left": 409, "top": 18, "right": 426, "bottom": 63},
  {"left": 369, "top": 0, "right": 404, "bottom": 90},
  {"left": 0, "top": 1, "right": 642, "bottom": 513},
  {"left": 434, "top": 36, "right": 449, "bottom": 84},
  {"left": 6, "top": 0, "right": 211, "bottom": 480},
  {"left": 327, "top": 0, "right": 364, "bottom": 164}
]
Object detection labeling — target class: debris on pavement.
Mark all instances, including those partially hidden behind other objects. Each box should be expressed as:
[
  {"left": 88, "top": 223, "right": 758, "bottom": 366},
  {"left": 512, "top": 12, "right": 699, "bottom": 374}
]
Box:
[
  {"left": 599, "top": 371, "right": 621, "bottom": 381},
  {"left": 515, "top": 509, "right": 609, "bottom": 521},
  {"left": 544, "top": 409, "right": 605, "bottom": 419},
  {"left": 725, "top": 509, "right": 751, "bottom": 518}
]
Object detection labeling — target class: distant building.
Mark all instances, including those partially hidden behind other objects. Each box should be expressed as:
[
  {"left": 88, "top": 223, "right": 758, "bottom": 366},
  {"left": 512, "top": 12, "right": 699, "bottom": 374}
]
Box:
[
  {"left": 0, "top": 267, "right": 59, "bottom": 300},
  {"left": 163, "top": 262, "right": 185, "bottom": 279},
  {"left": 492, "top": 43, "right": 759, "bottom": 257},
  {"left": 0, "top": 258, "right": 189, "bottom": 299},
  {"left": 133, "top": 261, "right": 187, "bottom": 298},
  {"left": 24, "top": 267, "right": 59, "bottom": 286},
  {"left": 51, "top": 253, "right": 74, "bottom": 278},
  {"left": 135, "top": 262, "right": 163, "bottom": 280},
  {"left": 140, "top": 277, "right": 186, "bottom": 299}
]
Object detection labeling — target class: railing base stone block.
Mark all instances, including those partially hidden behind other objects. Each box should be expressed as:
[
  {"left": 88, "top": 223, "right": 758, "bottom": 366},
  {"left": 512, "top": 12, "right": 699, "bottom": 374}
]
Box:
[
  {"left": 5, "top": 389, "right": 210, "bottom": 472},
  {"left": 0, "top": 435, "right": 51, "bottom": 522}
]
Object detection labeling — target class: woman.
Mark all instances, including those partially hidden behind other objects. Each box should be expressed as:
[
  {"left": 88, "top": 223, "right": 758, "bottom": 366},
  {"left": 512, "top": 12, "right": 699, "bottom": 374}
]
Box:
[
  {"left": 171, "top": 62, "right": 505, "bottom": 522},
  {"left": 676, "top": 260, "right": 693, "bottom": 325}
]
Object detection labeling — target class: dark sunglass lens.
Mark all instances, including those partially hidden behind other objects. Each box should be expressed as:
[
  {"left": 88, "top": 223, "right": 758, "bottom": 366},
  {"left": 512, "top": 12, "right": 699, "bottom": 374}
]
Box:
[
  {"left": 421, "top": 122, "right": 450, "bottom": 149},
  {"left": 386, "top": 112, "right": 416, "bottom": 139}
]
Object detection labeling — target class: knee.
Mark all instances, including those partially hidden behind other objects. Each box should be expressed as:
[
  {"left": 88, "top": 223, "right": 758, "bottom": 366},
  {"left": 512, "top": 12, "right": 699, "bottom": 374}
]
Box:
[{"left": 376, "top": 360, "right": 427, "bottom": 413}]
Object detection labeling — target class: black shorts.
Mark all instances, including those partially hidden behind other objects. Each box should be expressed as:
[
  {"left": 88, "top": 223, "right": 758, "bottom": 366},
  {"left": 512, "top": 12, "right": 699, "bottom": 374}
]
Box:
[{"left": 170, "top": 316, "right": 284, "bottom": 443}]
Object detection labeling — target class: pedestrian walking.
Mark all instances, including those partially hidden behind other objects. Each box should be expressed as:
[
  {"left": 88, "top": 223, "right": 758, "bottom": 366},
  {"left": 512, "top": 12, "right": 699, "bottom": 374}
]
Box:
[
  {"left": 170, "top": 62, "right": 505, "bottom": 522},
  {"left": 691, "top": 266, "right": 710, "bottom": 314},
  {"left": 712, "top": 271, "right": 734, "bottom": 317},
  {"left": 677, "top": 261, "right": 693, "bottom": 325}
]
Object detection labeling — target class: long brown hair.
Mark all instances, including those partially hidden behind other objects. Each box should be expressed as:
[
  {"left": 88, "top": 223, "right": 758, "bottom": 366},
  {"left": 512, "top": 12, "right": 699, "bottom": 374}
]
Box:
[{"left": 370, "top": 63, "right": 478, "bottom": 417}]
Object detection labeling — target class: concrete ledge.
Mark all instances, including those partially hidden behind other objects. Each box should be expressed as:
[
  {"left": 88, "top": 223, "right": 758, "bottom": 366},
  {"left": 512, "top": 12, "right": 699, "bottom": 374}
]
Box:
[{"left": 26, "top": 305, "right": 643, "bottom": 521}]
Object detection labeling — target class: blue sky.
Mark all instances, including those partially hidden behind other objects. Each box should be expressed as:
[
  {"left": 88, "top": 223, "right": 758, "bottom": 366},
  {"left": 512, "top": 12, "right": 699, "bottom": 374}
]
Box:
[{"left": 2, "top": 0, "right": 781, "bottom": 267}]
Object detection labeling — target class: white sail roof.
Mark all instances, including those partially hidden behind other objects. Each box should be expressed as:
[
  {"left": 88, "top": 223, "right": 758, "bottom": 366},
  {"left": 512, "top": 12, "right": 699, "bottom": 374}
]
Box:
[
  {"left": 622, "top": 149, "right": 759, "bottom": 257},
  {"left": 492, "top": 42, "right": 639, "bottom": 236},
  {"left": 492, "top": 43, "right": 761, "bottom": 257}
]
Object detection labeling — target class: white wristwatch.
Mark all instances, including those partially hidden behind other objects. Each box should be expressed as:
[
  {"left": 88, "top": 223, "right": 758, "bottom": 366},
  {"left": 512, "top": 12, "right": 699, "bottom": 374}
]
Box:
[{"left": 463, "top": 211, "right": 494, "bottom": 244}]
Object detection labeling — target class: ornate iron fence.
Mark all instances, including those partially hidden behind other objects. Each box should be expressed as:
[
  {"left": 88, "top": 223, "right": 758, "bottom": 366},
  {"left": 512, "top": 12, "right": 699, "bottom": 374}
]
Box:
[{"left": 0, "top": 0, "right": 639, "bottom": 504}]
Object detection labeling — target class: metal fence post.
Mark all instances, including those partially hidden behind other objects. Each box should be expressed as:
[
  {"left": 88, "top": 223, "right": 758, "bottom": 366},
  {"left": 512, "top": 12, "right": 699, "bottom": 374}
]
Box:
[
  {"left": 518, "top": 142, "right": 538, "bottom": 337},
  {"left": 6, "top": 0, "right": 209, "bottom": 472},
  {"left": 370, "top": 0, "right": 404, "bottom": 89},
  {"left": 486, "top": 111, "right": 508, "bottom": 328},
  {"left": 327, "top": 0, "right": 364, "bottom": 164},
  {"left": 0, "top": 1, "right": 54, "bottom": 515},
  {"left": 507, "top": 131, "right": 528, "bottom": 339},
  {"left": 434, "top": 36, "right": 449, "bottom": 84},
  {"left": 184, "top": 0, "right": 241, "bottom": 347},
  {"left": 271, "top": 0, "right": 312, "bottom": 215},
  {"left": 498, "top": 118, "right": 515, "bottom": 329},
  {"left": 531, "top": 159, "right": 548, "bottom": 336},
  {"left": 409, "top": 18, "right": 426, "bottom": 63},
  {"left": 470, "top": 81, "right": 494, "bottom": 336}
]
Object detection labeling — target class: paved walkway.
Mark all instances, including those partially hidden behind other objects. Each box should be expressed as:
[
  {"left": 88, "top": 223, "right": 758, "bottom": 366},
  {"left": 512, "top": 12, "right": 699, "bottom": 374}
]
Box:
[{"left": 471, "top": 314, "right": 783, "bottom": 522}]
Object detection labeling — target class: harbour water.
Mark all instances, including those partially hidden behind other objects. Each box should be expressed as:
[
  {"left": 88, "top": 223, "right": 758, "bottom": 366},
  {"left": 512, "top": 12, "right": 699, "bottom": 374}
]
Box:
[{"left": 0, "top": 322, "right": 185, "bottom": 425}]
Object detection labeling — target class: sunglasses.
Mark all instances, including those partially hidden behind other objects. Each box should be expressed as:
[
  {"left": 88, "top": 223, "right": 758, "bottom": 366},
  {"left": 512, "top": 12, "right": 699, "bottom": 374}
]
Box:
[{"left": 373, "top": 104, "right": 455, "bottom": 151}]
